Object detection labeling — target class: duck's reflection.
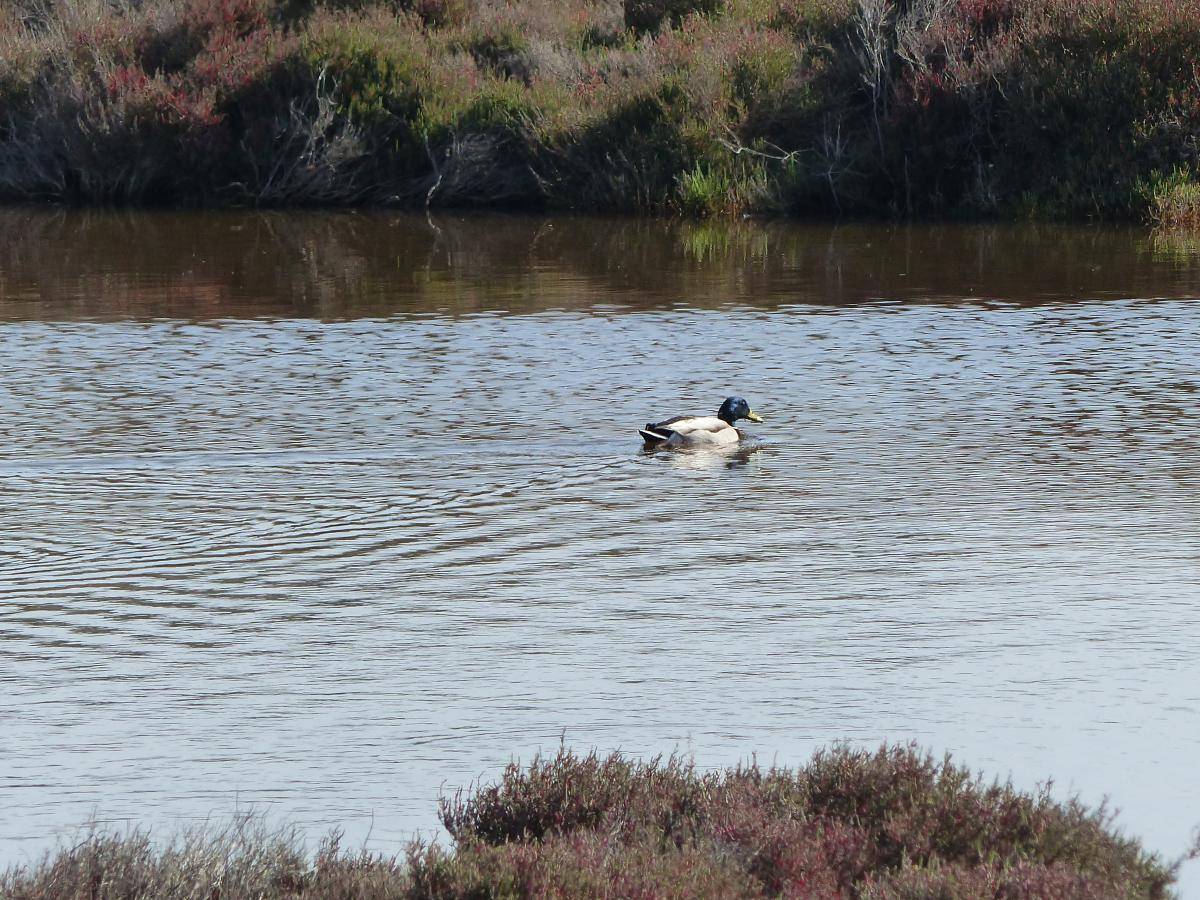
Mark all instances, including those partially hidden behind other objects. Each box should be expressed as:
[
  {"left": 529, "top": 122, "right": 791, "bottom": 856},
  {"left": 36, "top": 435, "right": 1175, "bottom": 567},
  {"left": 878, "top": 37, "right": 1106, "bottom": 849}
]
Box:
[{"left": 642, "top": 443, "right": 762, "bottom": 470}]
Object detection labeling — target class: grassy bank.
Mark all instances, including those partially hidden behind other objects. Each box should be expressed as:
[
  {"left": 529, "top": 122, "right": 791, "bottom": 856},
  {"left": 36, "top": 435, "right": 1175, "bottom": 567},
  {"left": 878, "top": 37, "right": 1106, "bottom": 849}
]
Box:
[
  {"left": 3, "top": 743, "right": 1193, "bottom": 898},
  {"left": 0, "top": 0, "right": 1198, "bottom": 219}
]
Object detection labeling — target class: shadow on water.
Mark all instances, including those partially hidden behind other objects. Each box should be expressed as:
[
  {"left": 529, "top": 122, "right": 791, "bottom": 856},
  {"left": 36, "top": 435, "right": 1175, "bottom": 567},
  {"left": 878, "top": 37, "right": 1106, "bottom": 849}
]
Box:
[{"left": 1, "top": 208, "right": 1199, "bottom": 321}]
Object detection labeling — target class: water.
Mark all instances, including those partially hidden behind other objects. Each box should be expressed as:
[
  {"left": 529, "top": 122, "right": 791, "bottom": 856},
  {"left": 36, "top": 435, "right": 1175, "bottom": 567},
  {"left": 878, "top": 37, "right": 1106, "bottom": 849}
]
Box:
[{"left": 2, "top": 210, "right": 1199, "bottom": 888}]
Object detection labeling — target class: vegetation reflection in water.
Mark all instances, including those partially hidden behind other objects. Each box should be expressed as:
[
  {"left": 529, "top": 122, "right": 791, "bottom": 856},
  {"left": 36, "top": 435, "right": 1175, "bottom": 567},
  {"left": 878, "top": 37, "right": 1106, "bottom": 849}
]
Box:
[{"left": 1, "top": 209, "right": 1200, "bottom": 322}]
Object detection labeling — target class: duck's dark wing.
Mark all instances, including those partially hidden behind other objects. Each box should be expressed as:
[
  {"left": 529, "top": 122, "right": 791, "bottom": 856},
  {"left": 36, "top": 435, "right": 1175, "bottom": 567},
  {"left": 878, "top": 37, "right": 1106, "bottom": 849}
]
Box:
[
  {"left": 640, "top": 423, "right": 676, "bottom": 445},
  {"left": 640, "top": 414, "right": 692, "bottom": 444},
  {"left": 639, "top": 431, "right": 663, "bottom": 445}
]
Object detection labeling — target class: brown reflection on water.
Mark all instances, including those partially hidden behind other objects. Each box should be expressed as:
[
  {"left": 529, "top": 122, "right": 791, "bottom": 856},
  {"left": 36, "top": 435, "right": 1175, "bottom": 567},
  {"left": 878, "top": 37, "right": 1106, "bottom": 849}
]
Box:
[{"left": 1, "top": 209, "right": 1199, "bottom": 321}]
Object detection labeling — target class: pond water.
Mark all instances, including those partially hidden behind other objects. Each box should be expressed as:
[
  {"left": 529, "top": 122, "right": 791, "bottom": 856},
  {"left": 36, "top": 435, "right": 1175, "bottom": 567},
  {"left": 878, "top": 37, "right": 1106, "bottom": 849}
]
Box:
[{"left": 2, "top": 210, "right": 1199, "bottom": 887}]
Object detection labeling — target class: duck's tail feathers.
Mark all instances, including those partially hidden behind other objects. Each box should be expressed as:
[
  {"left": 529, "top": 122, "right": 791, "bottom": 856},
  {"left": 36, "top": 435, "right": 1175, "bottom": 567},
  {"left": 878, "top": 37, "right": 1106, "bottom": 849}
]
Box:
[{"left": 639, "top": 426, "right": 673, "bottom": 445}]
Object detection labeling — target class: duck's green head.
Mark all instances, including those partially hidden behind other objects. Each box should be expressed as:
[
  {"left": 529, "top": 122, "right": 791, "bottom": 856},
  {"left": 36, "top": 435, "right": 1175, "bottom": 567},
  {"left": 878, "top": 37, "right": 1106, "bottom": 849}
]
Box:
[{"left": 718, "top": 396, "right": 763, "bottom": 424}]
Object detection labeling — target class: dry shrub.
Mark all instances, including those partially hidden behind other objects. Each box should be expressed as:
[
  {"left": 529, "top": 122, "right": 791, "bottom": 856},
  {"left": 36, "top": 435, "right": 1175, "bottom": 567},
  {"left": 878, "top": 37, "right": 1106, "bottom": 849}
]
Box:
[
  {"left": 293, "top": 0, "right": 468, "bottom": 28},
  {"left": 624, "top": 0, "right": 729, "bottom": 34},
  {"left": 240, "top": 74, "right": 370, "bottom": 205},
  {"left": 442, "top": 743, "right": 1180, "bottom": 898},
  {"left": 451, "top": 14, "right": 535, "bottom": 83},
  {"left": 859, "top": 859, "right": 1125, "bottom": 899},
  {"left": 409, "top": 830, "right": 761, "bottom": 898},
  {"left": 1, "top": 744, "right": 1191, "bottom": 899},
  {"left": 0, "top": 817, "right": 316, "bottom": 900}
]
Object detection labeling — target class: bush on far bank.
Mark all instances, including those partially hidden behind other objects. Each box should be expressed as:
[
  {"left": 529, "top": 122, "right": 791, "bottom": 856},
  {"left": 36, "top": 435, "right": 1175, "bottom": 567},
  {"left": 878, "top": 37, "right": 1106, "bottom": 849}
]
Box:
[
  {"left": 3, "top": 742, "right": 1193, "bottom": 899},
  {"left": 0, "top": 0, "right": 1199, "bottom": 220}
]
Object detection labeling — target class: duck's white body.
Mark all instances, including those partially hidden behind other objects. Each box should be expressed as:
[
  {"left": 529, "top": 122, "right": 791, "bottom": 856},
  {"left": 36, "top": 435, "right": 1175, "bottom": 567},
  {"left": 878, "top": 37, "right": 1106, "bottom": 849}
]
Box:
[{"left": 639, "top": 416, "right": 741, "bottom": 448}]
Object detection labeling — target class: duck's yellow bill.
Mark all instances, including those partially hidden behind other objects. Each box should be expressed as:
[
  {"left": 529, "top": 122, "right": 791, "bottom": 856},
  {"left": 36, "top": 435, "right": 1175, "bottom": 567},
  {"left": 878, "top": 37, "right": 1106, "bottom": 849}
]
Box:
[{"left": 747, "top": 410, "right": 763, "bottom": 423}]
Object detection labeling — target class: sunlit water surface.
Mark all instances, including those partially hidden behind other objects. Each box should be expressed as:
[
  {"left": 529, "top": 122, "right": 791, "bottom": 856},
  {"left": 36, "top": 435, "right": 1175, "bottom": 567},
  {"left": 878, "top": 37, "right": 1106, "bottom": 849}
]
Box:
[{"left": 2, "top": 211, "right": 1199, "bottom": 889}]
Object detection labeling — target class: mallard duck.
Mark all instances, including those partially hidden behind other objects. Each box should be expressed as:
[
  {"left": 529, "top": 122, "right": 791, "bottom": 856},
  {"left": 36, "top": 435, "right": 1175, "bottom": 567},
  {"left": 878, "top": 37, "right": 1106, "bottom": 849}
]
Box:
[{"left": 639, "top": 396, "right": 763, "bottom": 448}]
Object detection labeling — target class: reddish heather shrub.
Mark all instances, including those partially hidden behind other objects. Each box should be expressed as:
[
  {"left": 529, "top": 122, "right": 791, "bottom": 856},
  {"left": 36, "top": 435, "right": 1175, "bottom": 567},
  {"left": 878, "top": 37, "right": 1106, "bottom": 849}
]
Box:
[
  {"left": 860, "top": 857, "right": 1150, "bottom": 899},
  {"left": 706, "top": 795, "right": 872, "bottom": 894},
  {"left": 130, "top": 0, "right": 273, "bottom": 76},
  {"left": 442, "top": 743, "right": 1177, "bottom": 897},
  {"left": 442, "top": 750, "right": 706, "bottom": 843},
  {"left": 410, "top": 829, "right": 762, "bottom": 898}
]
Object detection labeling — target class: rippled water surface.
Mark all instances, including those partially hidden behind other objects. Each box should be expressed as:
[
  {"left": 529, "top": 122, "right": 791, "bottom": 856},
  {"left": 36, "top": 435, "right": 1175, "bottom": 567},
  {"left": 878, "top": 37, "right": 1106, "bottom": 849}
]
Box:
[{"left": 2, "top": 211, "right": 1200, "bottom": 886}]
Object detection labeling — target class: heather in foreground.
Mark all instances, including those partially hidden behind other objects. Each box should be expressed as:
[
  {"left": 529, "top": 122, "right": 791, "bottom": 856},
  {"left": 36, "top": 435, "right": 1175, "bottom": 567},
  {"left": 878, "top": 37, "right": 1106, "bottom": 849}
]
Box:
[
  {"left": 3, "top": 744, "right": 1192, "bottom": 899},
  {"left": 1, "top": 0, "right": 1199, "bottom": 219}
]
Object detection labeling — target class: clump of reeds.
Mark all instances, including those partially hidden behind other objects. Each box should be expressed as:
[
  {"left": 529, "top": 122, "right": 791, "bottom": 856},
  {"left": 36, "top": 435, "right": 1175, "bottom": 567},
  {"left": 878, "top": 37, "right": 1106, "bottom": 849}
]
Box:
[
  {"left": 1150, "top": 170, "right": 1200, "bottom": 227},
  {"left": 3, "top": 743, "right": 1192, "bottom": 899}
]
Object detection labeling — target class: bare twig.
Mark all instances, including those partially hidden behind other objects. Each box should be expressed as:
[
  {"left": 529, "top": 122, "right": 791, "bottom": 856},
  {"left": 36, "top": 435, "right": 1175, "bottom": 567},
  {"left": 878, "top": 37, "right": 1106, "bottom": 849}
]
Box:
[
  {"left": 716, "top": 126, "right": 802, "bottom": 166},
  {"left": 853, "top": 0, "right": 892, "bottom": 158},
  {"left": 424, "top": 135, "right": 444, "bottom": 208}
]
